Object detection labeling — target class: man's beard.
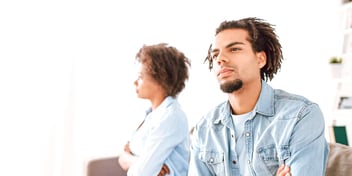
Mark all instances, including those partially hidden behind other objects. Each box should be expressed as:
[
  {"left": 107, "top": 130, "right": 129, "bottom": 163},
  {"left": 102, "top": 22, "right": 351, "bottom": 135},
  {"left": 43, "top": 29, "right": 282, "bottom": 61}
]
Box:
[{"left": 220, "top": 79, "right": 243, "bottom": 93}]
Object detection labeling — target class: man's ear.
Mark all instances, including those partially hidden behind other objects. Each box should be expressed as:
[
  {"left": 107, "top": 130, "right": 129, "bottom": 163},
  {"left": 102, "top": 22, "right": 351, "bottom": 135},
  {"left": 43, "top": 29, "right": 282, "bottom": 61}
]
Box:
[{"left": 256, "top": 51, "right": 267, "bottom": 69}]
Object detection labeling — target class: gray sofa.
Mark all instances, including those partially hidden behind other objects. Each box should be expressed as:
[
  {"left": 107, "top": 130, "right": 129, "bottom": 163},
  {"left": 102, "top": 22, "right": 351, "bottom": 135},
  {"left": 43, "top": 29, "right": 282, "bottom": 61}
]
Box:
[
  {"left": 87, "top": 156, "right": 127, "bottom": 176},
  {"left": 326, "top": 143, "right": 352, "bottom": 176},
  {"left": 87, "top": 143, "right": 352, "bottom": 176}
]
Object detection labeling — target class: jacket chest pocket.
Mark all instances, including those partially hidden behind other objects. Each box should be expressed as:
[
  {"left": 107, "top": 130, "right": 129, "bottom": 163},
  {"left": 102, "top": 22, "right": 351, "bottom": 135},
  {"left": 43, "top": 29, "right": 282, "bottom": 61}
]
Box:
[
  {"left": 199, "top": 151, "right": 225, "bottom": 175},
  {"left": 257, "top": 144, "right": 290, "bottom": 174}
]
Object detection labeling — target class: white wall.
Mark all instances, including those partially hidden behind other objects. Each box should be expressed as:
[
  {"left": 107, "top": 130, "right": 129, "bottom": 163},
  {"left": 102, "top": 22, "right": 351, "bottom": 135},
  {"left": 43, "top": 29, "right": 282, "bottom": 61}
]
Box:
[{"left": 0, "top": 0, "right": 343, "bottom": 175}]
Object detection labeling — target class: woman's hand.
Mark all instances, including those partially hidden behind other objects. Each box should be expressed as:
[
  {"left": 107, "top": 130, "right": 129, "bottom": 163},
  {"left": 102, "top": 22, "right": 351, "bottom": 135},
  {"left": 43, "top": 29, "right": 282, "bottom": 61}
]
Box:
[
  {"left": 157, "top": 164, "right": 170, "bottom": 176},
  {"left": 276, "top": 164, "right": 290, "bottom": 176},
  {"left": 118, "top": 142, "right": 135, "bottom": 171},
  {"left": 124, "top": 141, "right": 132, "bottom": 154}
]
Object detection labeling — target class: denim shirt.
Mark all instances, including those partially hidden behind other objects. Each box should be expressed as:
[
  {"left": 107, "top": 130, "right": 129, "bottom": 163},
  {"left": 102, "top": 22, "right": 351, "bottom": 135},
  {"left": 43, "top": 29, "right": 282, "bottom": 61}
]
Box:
[
  {"left": 128, "top": 96, "right": 190, "bottom": 176},
  {"left": 189, "top": 81, "right": 329, "bottom": 176}
]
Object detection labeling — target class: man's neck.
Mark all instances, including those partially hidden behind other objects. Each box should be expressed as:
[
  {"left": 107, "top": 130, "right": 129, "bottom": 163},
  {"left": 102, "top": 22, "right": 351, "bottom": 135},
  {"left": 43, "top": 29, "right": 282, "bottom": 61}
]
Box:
[{"left": 228, "top": 80, "right": 262, "bottom": 115}]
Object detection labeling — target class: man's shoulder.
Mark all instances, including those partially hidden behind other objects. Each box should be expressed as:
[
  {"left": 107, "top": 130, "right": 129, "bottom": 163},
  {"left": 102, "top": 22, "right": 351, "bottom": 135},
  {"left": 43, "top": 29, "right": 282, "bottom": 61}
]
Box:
[
  {"left": 274, "top": 89, "right": 315, "bottom": 106},
  {"left": 273, "top": 89, "right": 322, "bottom": 120},
  {"left": 260, "top": 82, "right": 317, "bottom": 115}
]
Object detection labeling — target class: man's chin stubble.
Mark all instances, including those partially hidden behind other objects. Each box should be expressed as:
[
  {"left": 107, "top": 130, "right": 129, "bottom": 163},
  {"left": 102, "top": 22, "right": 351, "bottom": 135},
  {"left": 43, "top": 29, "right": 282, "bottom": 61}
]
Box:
[{"left": 220, "top": 79, "right": 243, "bottom": 93}]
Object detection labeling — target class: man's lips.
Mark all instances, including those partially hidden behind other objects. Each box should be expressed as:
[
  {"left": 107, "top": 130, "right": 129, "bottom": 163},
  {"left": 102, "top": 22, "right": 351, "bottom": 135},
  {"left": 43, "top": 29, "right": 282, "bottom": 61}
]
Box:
[{"left": 218, "top": 67, "right": 234, "bottom": 77}]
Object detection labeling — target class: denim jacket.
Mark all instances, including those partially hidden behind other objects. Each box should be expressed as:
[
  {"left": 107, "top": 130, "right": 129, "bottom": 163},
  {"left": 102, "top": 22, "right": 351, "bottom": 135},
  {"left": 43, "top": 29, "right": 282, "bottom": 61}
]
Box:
[
  {"left": 189, "top": 81, "right": 329, "bottom": 176},
  {"left": 128, "top": 96, "right": 190, "bottom": 176}
]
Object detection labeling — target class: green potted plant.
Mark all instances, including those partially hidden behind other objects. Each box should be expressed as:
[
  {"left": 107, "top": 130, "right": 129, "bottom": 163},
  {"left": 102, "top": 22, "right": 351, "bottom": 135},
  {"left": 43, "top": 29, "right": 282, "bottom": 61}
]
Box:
[{"left": 329, "top": 57, "right": 343, "bottom": 64}]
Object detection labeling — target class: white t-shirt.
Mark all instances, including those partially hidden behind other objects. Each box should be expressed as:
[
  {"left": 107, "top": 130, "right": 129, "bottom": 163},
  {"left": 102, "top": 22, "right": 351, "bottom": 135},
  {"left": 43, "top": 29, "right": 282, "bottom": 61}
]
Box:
[{"left": 232, "top": 111, "right": 251, "bottom": 176}]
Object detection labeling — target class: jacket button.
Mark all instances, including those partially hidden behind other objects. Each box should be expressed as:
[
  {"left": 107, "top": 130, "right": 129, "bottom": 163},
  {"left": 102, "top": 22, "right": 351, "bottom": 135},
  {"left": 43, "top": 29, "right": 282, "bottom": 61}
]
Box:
[{"left": 232, "top": 160, "right": 237, "bottom": 164}]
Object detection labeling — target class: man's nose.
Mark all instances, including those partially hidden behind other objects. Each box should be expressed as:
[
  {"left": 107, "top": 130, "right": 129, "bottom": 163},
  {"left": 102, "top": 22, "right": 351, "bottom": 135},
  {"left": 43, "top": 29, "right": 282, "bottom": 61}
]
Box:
[{"left": 216, "top": 52, "right": 229, "bottom": 65}]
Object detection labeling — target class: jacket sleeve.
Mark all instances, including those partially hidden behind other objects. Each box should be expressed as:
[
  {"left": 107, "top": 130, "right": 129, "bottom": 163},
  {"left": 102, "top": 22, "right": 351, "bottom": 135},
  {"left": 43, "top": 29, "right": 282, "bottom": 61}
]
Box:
[
  {"left": 286, "top": 103, "right": 329, "bottom": 176},
  {"left": 127, "top": 108, "right": 189, "bottom": 176}
]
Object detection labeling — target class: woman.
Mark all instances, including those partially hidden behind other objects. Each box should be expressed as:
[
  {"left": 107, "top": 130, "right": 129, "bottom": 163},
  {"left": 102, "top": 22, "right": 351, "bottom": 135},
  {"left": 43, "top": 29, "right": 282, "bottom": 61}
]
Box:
[{"left": 118, "top": 43, "right": 191, "bottom": 176}]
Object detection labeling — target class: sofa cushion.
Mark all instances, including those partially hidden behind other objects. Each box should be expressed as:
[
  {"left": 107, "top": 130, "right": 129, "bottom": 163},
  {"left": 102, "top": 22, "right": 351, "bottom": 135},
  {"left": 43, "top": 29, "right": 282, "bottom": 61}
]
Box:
[
  {"left": 87, "top": 156, "right": 127, "bottom": 176},
  {"left": 326, "top": 143, "right": 352, "bottom": 176}
]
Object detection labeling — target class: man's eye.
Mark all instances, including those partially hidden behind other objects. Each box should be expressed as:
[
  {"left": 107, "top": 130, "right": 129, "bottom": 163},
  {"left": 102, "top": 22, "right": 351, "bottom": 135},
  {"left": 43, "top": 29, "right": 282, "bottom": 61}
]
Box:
[
  {"left": 211, "top": 54, "right": 218, "bottom": 60},
  {"left": 231, "top": 48, "right": 240, "bottom": 52}
]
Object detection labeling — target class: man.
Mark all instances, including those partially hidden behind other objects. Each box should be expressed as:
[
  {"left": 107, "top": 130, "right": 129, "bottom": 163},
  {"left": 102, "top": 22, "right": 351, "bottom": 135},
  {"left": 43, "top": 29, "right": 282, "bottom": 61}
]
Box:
[{"left": 188, "top": 17, "right": 329, "bottom": 176}]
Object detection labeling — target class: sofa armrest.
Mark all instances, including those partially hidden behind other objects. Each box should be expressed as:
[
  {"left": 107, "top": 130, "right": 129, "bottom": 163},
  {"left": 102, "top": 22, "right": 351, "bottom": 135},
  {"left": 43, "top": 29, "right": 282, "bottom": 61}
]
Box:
[{"left": 326, "top": 143, "right": 352, "bottom": 176}]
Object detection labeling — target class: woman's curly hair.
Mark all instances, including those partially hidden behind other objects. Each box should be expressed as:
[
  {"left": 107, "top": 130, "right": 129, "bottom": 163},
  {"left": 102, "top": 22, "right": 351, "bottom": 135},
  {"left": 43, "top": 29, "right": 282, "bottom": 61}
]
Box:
[{"left": 136, "top": 43, "right": 191, "bottom": 97}]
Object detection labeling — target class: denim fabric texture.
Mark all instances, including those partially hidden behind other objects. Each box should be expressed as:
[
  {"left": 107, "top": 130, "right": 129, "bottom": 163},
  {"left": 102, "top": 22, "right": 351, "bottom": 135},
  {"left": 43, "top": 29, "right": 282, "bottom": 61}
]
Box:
[
  {"left": 128, "top": 96, "right": 190, "bottom": 176},
  {"left": 189, "top": 81, "right": 329, "bottom": 176}
]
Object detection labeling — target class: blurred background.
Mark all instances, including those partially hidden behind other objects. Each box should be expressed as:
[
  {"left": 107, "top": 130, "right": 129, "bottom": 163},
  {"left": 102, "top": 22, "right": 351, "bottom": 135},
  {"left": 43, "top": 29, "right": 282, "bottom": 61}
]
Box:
[{"left": 0, "top": 0, "right": 345, "bottom": 175}]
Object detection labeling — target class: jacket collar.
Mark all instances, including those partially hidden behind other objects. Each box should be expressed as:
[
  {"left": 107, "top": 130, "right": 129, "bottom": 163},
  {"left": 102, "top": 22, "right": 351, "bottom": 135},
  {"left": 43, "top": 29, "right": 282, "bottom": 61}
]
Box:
[{"left": 213, "top": 80, "right": 275, "bottom": 125}]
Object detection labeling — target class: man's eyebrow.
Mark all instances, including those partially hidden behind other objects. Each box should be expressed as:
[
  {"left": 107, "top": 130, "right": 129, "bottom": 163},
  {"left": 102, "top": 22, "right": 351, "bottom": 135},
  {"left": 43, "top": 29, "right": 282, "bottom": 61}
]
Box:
[
  {"left": 225, "top": 42, "right": 244, "bottom": 48},
  {"left": 211, "top": 42, "right": 245, "bottom": 53}
]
